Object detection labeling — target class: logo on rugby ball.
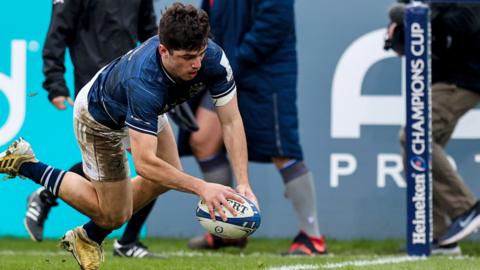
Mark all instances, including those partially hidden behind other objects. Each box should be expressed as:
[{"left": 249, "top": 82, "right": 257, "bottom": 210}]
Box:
[{"left": 214, "top": 226, "right": 224, "bottom": 234}]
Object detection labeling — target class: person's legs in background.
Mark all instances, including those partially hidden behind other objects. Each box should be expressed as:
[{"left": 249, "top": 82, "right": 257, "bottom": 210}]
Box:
[
  {"left": 272, "top": 157, "right": 326, "bottom": 255},
  {"left": 190, "top": 101, "right": 232, "bottom": 187},
  {"left": 399, "top": 83, "right": 480, "bottom": 254},
  {"left": 429, "top": 83, "right": 480, "bottom": 246}
]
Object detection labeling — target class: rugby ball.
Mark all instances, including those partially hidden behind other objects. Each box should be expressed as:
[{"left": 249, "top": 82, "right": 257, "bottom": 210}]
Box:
[{"left": 196, "top": 194, "right": 261, "bottom": 239}]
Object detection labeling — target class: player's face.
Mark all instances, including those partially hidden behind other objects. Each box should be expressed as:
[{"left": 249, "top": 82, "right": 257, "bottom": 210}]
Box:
[{"left": 160, "top": 45, "right": 207, "bottom": 81}]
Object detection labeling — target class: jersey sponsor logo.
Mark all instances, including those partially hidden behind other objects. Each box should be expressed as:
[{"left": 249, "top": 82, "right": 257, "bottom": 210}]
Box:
[{"left": 0, "top": 40, "right": 26, "bottom": 146}]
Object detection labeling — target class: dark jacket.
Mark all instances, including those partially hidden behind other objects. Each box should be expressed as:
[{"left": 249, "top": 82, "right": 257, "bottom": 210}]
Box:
[
  {"left": 201, "top": 0, "right": 297, "bottom": 92},
  {"left": 431, "top": 4, "right": 480, "bottom": 92},
  {"left": 42, "top": 0, "right": 157, "bottom": 101}
]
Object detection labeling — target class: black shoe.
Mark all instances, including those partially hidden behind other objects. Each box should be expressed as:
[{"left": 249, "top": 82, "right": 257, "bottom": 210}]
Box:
[
  {"left": 439, "top": 201, "right": 480, "bottom": 245},
  {"left": 431, "top": 240, "right": 461, "bottom": 256},
  {"left": 187, "top": 233, "right": 248, "bottom": 250},
  {"left": 113, "top": 240, "right": 160, "bottom": 258},
  {"left": 24, "top": 187, "right": 58, "bottom": 242}
]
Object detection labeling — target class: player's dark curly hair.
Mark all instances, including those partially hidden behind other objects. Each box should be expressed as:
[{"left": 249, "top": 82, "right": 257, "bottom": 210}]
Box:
[{"left": 159, "top": 3, "right": 210, "bottom": 52}]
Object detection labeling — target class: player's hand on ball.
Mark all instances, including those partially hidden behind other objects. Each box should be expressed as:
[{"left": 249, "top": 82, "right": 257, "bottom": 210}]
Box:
[
  {"left": 199, "top": 182, "right": 244, "bottom": 221},
  {"left": 236, "top": 184, "right": 259, "bottom": 209}
]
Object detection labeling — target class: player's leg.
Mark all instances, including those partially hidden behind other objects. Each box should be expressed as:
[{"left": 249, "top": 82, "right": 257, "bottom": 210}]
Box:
[
  {"left": 272, "top": 157, "right": 326, "bottom": 255},
  {"left": 59, "top": 179, "right": 131, "bottom": 270},
  {"left": 0, "top": 138, "right": 131, "bottom": 270},
  {"left": 24, "top": 161, "right": 83, "bottom": 242},
  {"left": 58, "top": 115, "right": 134, "bottom": 270},
  {"left": 0, "top": 138, "right": 128, "bottom": 226},
  {"left": 58, "top": 93, "right": 134, "bottom": 269}
]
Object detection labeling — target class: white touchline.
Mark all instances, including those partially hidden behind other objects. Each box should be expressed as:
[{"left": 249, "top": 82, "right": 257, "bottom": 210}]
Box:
[
  {"left": 266, "top": 265, "right": 318, "bottom": 270},
  {"left": 266, "top": 256, "right": 427, "bottom": 270},
  {"left": 321, "top": 256, "right": 426, "bottom": 268}
]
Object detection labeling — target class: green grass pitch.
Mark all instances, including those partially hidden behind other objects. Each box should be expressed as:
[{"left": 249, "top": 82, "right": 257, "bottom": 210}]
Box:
[{"left": 0, "top": 238, "right": 479, "bottom": 269}]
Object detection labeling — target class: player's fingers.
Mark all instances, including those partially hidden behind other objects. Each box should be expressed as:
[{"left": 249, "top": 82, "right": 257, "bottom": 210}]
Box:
[
  {"left": 247, "top": 190, "right": 258, "bottom": 203},
  {"left": 225, "top": 186, "right": 236, "bottom": 193},
  {"left": 215, "top": 200, "right": 228, "bottom": 221},
  {"left": 221, "top": 197, "right": 237, "bottom": 217},
  {"left": 250, "top": 196, "right": 260, "bottom": 210},
  {"left": 67, "top": 97, "right": 74, "bottom": 106},
  {"left": 207, "top": 202, "right": 216, "bottom": 220},
  {"left": 245, "top": 191, "right": 258, "bottom": 206},
  {"left": 225, "top": 191, "right": 244, "bottom": 204}
]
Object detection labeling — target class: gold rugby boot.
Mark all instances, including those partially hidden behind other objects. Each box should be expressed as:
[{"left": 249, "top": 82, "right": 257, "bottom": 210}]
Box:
[
  {"left": 0, "top": 138, "right": 38, "bottom": 179},
  {"left": 60, "top": 227, "right": 104, "bottom": 270}
]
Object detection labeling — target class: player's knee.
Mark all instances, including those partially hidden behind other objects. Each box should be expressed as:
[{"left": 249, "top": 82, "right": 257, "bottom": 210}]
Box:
[
  {"left": 189, "top": 133, "right": 218, "bottom": 158},
  {"left": 271, "top": 157, "right": 292, "bottom": 169},
  {"left": 189, "top": 132, "right": 205, "bottom": 151},
  {"left": 96, "top": 210, "right": 132, "bottom": 229}
]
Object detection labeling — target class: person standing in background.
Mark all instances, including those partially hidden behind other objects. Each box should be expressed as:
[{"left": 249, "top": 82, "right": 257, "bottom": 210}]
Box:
[
  {"left": 385, "top": 1, "right": 480, "bottom": 255},
  {"left": 25, "top": 0, "right": 160, "bottom": 258},
  {"left": 178, "top": 0, "right": 327, "bottom": 256}
]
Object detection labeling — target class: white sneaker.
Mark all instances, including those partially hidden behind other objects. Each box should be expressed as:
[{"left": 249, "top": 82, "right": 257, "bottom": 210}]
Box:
[{"left": 431, "top": 241, "right": 462, "bottom": 256}]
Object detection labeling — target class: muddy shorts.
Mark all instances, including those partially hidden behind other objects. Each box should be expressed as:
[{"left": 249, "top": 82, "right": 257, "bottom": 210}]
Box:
[{"left": 73, "top": 68, "right": 168, "bottom": 181}]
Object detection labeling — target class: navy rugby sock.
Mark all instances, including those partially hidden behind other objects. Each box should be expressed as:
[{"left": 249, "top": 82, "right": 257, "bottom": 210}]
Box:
[
  {"left": 83, "top": 220, "right": 113, "bottom": 245},
  {"left": 32, "top": 161, "right": 85, "bottom": 203},
  {"left": 19, "top": 162, "right": 66, "bottom": 197},
  {"left": 280, "top": 160, "right": 321, "bottom": 237}
]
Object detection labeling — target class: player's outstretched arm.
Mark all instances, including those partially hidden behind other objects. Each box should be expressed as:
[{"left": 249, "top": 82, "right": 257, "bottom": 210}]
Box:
[
  {"left": 216, "top": 95, "right": 258, "bottom": 207},
  {"left": 128, "top": 127, "right": 241, "bottom": 220}
]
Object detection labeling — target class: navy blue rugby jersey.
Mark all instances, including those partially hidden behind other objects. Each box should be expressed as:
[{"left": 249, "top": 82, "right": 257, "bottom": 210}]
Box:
[{"left": 87, "top": 36, "right": 236, "bottom": 136}]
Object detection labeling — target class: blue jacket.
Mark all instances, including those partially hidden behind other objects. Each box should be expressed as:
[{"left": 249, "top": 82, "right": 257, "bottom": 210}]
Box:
[
  {"left": 179, "top": 0, "right": 303, "bottom": 162},
  {"left": 202, "top": 0, "right": 297, "bottom": 94}
]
